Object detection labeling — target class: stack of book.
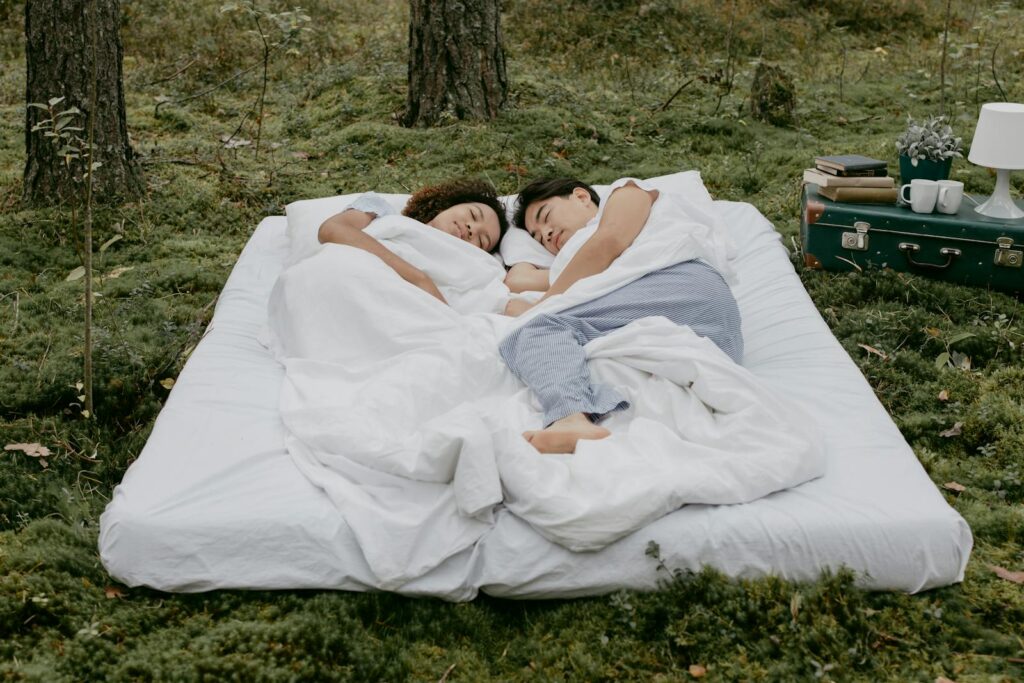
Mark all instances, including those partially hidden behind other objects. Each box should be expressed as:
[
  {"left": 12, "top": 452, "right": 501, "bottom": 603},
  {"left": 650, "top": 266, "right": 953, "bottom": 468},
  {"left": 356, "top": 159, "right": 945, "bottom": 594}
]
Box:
[{"left": 804, "top": 155, "right": 897, "bottom": 204}]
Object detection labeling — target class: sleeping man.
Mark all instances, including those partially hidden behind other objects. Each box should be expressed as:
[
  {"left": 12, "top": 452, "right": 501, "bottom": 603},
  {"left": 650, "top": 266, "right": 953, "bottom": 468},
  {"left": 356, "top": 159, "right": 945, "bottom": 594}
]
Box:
[{"left": 500, "top": 177, "right": 743, "bottom": 454}]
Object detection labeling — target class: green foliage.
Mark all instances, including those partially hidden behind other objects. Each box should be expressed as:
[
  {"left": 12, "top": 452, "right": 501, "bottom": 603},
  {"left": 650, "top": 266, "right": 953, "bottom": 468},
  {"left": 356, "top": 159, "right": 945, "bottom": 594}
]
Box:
[
  {"left": 895, "top": 114, "right": 964, "bottom": 164},
  {"left": 2, "top": 0, "right": 1024, "bottom": 680}
]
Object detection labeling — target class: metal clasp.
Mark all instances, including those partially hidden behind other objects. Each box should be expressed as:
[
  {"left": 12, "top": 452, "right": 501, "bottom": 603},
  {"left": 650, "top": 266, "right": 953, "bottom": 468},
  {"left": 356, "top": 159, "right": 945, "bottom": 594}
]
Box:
[
  {"left": 841, "top": 221, "right": 870, "bottom": 252},
  {"left": 994, "top": 237, "right": 1022, "bottom": 268}
]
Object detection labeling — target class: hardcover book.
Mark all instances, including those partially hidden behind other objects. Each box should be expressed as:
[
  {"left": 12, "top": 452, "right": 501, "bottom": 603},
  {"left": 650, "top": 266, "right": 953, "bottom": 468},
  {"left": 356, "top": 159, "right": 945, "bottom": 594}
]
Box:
[
  {"left": 816, "top": 185, "right": 899, "bottom": 203},
  {"left": 815, "top": 154, "right": 888, "bottom": 172},
  {"left": 803, "top": 169, "right": 895, "bottom": 188},
  {"left": 815, "top": 165, "right": 889, "bottom": 178}
]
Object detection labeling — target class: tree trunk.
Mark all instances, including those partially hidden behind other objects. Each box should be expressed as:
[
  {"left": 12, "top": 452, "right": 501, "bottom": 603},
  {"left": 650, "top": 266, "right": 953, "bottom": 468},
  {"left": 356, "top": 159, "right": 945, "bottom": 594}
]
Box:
[
  {"left": 403, "top": 0, "right": 508, "bottom": 127},
  {"left": 24, "top": 0, "right": 143, "bottom": 205}
]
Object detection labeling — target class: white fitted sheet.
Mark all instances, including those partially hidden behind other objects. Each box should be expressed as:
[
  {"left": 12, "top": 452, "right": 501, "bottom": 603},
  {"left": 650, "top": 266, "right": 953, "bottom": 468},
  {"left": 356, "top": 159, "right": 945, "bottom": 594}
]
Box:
[{"left": 98, "top": 202, "right": 972, "bottom": 598}]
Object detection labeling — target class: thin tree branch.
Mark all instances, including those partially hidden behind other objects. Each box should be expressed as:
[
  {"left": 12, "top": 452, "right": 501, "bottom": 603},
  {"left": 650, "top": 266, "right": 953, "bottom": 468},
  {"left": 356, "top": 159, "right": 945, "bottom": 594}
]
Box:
[
  {"left": 940, "top": 0, "right": 952, "bottom": 116},
  {"left": 154, "top": 33, "right": 295, "bottom": 116},
  {"left": 654, "top": 77, "right": 695, "bottom": 112},
  {"left": 143, "top": 55, "right": 199, "bottom": 87},
  {"left": 990, "top": 39, "right": 1008, "bottom": 101},
  {"left": 84, "top": 0, "right": 99, "bottom": 419}
]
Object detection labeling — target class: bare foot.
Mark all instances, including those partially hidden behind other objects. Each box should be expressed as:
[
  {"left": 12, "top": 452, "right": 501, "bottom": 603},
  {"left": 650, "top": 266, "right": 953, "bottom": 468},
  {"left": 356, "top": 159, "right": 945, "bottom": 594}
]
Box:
[{"left": 523, "top": 412, "right": 610, "bottom": 454}]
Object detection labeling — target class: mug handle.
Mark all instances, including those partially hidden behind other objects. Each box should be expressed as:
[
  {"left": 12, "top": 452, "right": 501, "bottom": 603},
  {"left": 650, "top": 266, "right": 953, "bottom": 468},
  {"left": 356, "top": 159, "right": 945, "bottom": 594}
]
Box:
[
  {"left": 937, "top": 186, "right": 948, "bottom": 208},
  {"left": 899, "top": 184, "right": 912, "bottom": 204}
]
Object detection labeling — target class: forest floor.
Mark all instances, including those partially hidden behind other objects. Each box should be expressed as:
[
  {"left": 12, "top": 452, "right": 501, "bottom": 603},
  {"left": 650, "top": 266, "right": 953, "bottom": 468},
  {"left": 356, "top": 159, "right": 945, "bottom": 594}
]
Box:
[{"left": 1, "top": 1, "right": 1023, "bottom": 680}]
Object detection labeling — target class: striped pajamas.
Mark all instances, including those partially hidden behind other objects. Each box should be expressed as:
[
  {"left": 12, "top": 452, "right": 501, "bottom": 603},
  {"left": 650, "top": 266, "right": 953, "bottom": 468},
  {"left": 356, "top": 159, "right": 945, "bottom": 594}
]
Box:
[{"left": 499, "top": 259, "right": 743, "bottom": 427}]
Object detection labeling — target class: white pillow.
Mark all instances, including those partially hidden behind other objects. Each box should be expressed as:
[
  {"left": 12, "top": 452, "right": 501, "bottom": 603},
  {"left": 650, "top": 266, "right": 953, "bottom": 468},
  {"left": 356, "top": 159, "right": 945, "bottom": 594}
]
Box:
[
  {"left": 284, "top": 171, "right": 715, "bottom": 268},
  {"left": 285, "top": 192, "right": 408, "bottom": 267},
  {"left": 497, "top": 170, "right": 715, "bottom": 267}
]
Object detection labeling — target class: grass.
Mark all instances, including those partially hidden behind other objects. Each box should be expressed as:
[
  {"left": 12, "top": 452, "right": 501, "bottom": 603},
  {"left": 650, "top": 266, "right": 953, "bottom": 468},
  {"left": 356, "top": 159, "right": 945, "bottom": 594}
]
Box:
[{"left": 2, "top": 0, "right": 1024, "bottom": 680}]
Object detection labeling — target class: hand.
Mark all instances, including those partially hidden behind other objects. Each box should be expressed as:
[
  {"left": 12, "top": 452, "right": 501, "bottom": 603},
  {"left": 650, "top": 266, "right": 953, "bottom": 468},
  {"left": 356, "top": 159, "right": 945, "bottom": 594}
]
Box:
[
  {"left": 504, "top": 263, "right": 550, "bottom": 293},
  {"left": 504, "top": 298, "right": 535, "bottom": 317},
  {"left": 409, "top": 272, "right": 448, "bottom": 304}
]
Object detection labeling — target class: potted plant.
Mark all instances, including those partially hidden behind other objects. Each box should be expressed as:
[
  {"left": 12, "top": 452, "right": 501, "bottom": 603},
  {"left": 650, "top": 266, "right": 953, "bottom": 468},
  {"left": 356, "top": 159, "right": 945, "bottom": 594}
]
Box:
[{"left": 895, "top": 115, "right": 963, "bottom": 182}]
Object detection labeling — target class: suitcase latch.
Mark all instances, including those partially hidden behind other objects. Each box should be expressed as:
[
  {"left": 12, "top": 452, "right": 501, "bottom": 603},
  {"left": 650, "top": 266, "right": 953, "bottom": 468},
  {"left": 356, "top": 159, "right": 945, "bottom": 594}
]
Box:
[
  {"left": 994, "top": 237, "right": 1022, "bottom": 268},
  {"left": 841, "top": 221, "right": 870, "bottom": 252}
]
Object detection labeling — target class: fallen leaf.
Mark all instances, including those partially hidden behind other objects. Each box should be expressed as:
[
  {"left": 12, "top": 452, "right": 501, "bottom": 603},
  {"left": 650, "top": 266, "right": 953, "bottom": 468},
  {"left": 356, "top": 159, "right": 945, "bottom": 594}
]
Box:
[
  {"left": 291, "top": 151, "right": 309, "bottom": 160},
  {"left": 935, "top": 677, "right": 956, "bottom": 683},
  {"left": 4, "top": 443, "right": 50, "bottom": 468},
  {"left": 688, "top": 664, "right": 706, "bottom": 678},
  {"left": 65, "top": 266, "right": 85, "bottom": 281},
  {"left": 989, "top": 565, "right": 1024, "bottom": 584},
  {"left": 938, "top": 389, "right": 949, "bottom": 401},
  {"left": 104, "top": 586, "right": 126, "bottom": 599},
  {"left": 105, "top": 266, "right": 134, "bottom": 279},
  {"left": 947, "top": 331, "right": 976, "bottom": 345},
  {"left": 939, "top": 422, "right": 963, "bottom": 438},
  {"left": 942, "top": 481, "right": 966, "bottom": 493},
  {"left": 99, "top": 235, "right": 122, "bottom": 253},
  {"left": 924, "top": 327, "right": 942, "bottom": 337},
  {"left": 5, "top": 442, "right": 51, "bottom": 458},
  {"left": 858, "top": 343, "right": 888, "bottom": 360},
  {"left": 159, "top": 378, "right": 175, "bottom": 390}
]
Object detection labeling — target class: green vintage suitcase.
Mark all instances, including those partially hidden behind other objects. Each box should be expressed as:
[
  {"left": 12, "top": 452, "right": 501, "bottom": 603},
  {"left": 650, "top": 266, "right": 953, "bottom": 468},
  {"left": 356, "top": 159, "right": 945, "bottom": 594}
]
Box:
[{"left": 800, "top": 183, "right": 1024, "bottom": 295}]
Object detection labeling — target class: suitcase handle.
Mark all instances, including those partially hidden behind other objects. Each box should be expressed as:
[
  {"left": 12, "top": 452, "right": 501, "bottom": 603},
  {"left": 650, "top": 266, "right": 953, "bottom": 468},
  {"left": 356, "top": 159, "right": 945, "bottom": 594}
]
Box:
[{"left": 898, "top": 242, "right": 961, "bottom": 270}]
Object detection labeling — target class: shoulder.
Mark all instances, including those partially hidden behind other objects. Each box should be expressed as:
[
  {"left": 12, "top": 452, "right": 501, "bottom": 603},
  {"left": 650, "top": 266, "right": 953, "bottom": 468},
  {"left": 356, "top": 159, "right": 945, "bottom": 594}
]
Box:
[{"left": 606, "top": 178, "right": 659, "bottom": 203}]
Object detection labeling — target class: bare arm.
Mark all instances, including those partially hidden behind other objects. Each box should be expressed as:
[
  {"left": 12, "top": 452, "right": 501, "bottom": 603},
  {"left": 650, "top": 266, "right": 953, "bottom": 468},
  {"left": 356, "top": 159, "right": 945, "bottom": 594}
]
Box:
[
  {"left": 504, "top": 262, "right": 551, "bottom": 293},
  {"left": 318, "top": 209, "right": 446, "bottom": 303},
  {"left": 539, "top": 181, "right": 657, "bottom": 303}
]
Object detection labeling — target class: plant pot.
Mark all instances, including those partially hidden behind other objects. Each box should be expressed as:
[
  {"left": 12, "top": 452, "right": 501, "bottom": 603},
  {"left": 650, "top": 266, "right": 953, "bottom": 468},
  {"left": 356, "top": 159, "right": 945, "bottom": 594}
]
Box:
[{"left": 899, "top": 155, "right": 952, "bottom": 183}]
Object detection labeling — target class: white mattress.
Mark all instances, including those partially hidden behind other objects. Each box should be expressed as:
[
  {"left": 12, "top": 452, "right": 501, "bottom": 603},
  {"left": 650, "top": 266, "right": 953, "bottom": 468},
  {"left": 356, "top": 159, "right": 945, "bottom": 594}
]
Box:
[{"left": 98, "top": 202, "right": 972, "bottom": 598}]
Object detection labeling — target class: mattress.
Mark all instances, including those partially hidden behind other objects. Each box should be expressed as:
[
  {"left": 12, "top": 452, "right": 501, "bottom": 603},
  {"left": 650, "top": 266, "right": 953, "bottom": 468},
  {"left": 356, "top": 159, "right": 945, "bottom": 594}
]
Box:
[{"left": 98, "top": 201, "right": 972, "bottom": 598}]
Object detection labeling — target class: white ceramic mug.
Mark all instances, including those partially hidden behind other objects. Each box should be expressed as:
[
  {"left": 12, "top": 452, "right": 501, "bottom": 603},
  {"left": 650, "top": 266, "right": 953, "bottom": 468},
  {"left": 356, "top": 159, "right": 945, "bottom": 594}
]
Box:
[
  {"left": 899, "top": 179, "right": 939, "bottom": 214},
  {"left": 936, "top": 179, "right": 964, "bottom": 214}
]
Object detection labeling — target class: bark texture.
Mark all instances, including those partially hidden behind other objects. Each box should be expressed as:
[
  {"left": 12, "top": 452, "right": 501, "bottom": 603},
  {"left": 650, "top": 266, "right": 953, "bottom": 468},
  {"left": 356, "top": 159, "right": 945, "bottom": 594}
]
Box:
[
  {"left": 24, "top": 0, "right": 143, "bottom": 205},
  {"left": 403, "top": 0, "right": 508, "bottom": 127}
]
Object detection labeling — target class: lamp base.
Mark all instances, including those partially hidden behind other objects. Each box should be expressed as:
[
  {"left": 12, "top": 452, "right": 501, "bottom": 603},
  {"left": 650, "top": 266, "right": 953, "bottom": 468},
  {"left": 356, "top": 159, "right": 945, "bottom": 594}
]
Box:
[{"left": 974, "top": 168, "right": 1024, "bottom": 220}]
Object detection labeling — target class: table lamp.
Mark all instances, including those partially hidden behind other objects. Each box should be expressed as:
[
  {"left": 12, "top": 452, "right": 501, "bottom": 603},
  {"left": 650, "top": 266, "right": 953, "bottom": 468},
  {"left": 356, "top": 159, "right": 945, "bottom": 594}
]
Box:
[{"left": 968, "top": 102, "right": 1024, "bottom": 220}]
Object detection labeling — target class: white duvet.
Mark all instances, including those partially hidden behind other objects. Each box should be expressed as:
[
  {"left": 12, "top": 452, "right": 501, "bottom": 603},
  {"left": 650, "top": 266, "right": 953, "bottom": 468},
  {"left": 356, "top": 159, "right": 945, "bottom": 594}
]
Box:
[{"left": 265, "top": 205, "right": 825, "bottom": 589}]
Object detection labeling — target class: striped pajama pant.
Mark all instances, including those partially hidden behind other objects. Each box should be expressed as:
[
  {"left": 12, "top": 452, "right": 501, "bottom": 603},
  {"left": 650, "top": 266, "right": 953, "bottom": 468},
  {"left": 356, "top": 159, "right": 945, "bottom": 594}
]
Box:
[{"left": 499, "top": 260, "right": 743, "bottom": 427}]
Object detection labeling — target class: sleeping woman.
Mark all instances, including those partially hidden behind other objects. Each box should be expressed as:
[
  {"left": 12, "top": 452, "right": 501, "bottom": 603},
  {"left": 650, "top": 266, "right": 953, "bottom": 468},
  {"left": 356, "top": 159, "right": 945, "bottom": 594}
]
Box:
[{"left": 318, "top": 178, "right": 509, "bottom": 304}]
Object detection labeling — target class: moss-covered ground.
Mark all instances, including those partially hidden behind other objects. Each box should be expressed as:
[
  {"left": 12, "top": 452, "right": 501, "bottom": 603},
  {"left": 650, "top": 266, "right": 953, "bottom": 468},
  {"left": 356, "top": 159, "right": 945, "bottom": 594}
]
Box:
[{"left": 2, "top": 0, "right": 1023, "bottom": 680}]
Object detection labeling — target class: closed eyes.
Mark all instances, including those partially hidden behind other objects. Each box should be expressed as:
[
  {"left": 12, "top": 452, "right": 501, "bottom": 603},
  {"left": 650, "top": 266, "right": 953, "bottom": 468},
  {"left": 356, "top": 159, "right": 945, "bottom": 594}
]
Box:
[{"left": 528, "top": 205, "right": 549, "bottom": 243}]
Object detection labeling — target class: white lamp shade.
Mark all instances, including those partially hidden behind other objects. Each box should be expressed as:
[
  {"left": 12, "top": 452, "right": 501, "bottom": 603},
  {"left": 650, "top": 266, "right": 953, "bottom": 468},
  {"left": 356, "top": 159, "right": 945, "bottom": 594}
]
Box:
[{"left": 968, "top": 102, "right": 1024, "bottom": 170}]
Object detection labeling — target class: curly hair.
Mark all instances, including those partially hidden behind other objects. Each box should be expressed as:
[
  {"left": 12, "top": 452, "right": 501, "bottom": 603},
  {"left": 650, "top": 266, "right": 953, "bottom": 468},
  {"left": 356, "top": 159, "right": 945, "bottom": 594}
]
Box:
[{"left": 402, "top": 178, "right": 509, "bottom": 252}]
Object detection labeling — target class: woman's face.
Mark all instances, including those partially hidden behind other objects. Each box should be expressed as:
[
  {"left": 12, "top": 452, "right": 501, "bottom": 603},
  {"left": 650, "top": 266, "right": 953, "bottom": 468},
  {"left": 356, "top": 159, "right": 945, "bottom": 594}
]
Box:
[{"left": 427, "top": 202, "right": 502, "bottom": 252}]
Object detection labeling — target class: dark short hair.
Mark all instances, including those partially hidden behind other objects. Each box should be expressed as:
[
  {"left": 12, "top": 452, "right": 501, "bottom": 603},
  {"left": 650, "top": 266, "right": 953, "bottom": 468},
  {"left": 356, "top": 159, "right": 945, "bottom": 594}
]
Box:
[
  {"left": 402, "top": 178, "right": 508, "bottom": 252},
  {"left": 513, "top": 178, "right": 600, "bottom": 231}
]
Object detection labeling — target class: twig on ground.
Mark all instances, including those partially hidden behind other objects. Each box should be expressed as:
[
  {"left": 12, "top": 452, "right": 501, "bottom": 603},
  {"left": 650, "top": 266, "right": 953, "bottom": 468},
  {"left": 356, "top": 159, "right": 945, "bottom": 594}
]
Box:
[
  {"left": 654, "top": 78, "right": 695, "bottom": 112},
  {"left": 139, "top": 158, "right": 204, "bottom": 167},
  {"left": 437, "top": 663, "right": 456, "bottom": 683},
  {"left": 143, "top": 56, "right": 199, "bottom": 87},
  {"left": 0, "top": 291, "right": 19, "bottom": 332}
]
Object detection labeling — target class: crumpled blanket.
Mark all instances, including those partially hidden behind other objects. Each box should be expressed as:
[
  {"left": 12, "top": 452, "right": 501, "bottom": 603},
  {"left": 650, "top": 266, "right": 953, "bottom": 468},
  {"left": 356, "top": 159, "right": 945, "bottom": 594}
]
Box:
[{"left": 265, "top": 213, "right": 825, "bottom": 589}]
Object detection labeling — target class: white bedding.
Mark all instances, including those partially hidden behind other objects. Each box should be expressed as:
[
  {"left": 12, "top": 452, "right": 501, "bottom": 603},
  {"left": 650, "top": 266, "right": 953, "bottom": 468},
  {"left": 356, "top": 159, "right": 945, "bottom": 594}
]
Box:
[
  {"left": 98, "top": 200, "right": 972, "bottom": 598},
  {"left": 265, "top": 207, "right": 824, "bottom": 587}
]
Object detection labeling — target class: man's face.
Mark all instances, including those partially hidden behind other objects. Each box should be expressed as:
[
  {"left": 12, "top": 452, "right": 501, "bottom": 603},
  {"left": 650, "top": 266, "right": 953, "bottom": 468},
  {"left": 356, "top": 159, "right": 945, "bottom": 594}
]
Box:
[
  {"left": 427, "top": 202, "right": 502, "bottom": 252},
  {"left": 523, "top": 187, "right": 599, "bottom": 255}
]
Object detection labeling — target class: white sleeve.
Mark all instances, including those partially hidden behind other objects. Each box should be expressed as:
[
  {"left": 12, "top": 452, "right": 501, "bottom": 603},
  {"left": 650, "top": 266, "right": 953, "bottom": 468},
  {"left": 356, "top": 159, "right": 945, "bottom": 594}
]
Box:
[{"left": 345, "top": 192, "right": 398, "bottom": 218}]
